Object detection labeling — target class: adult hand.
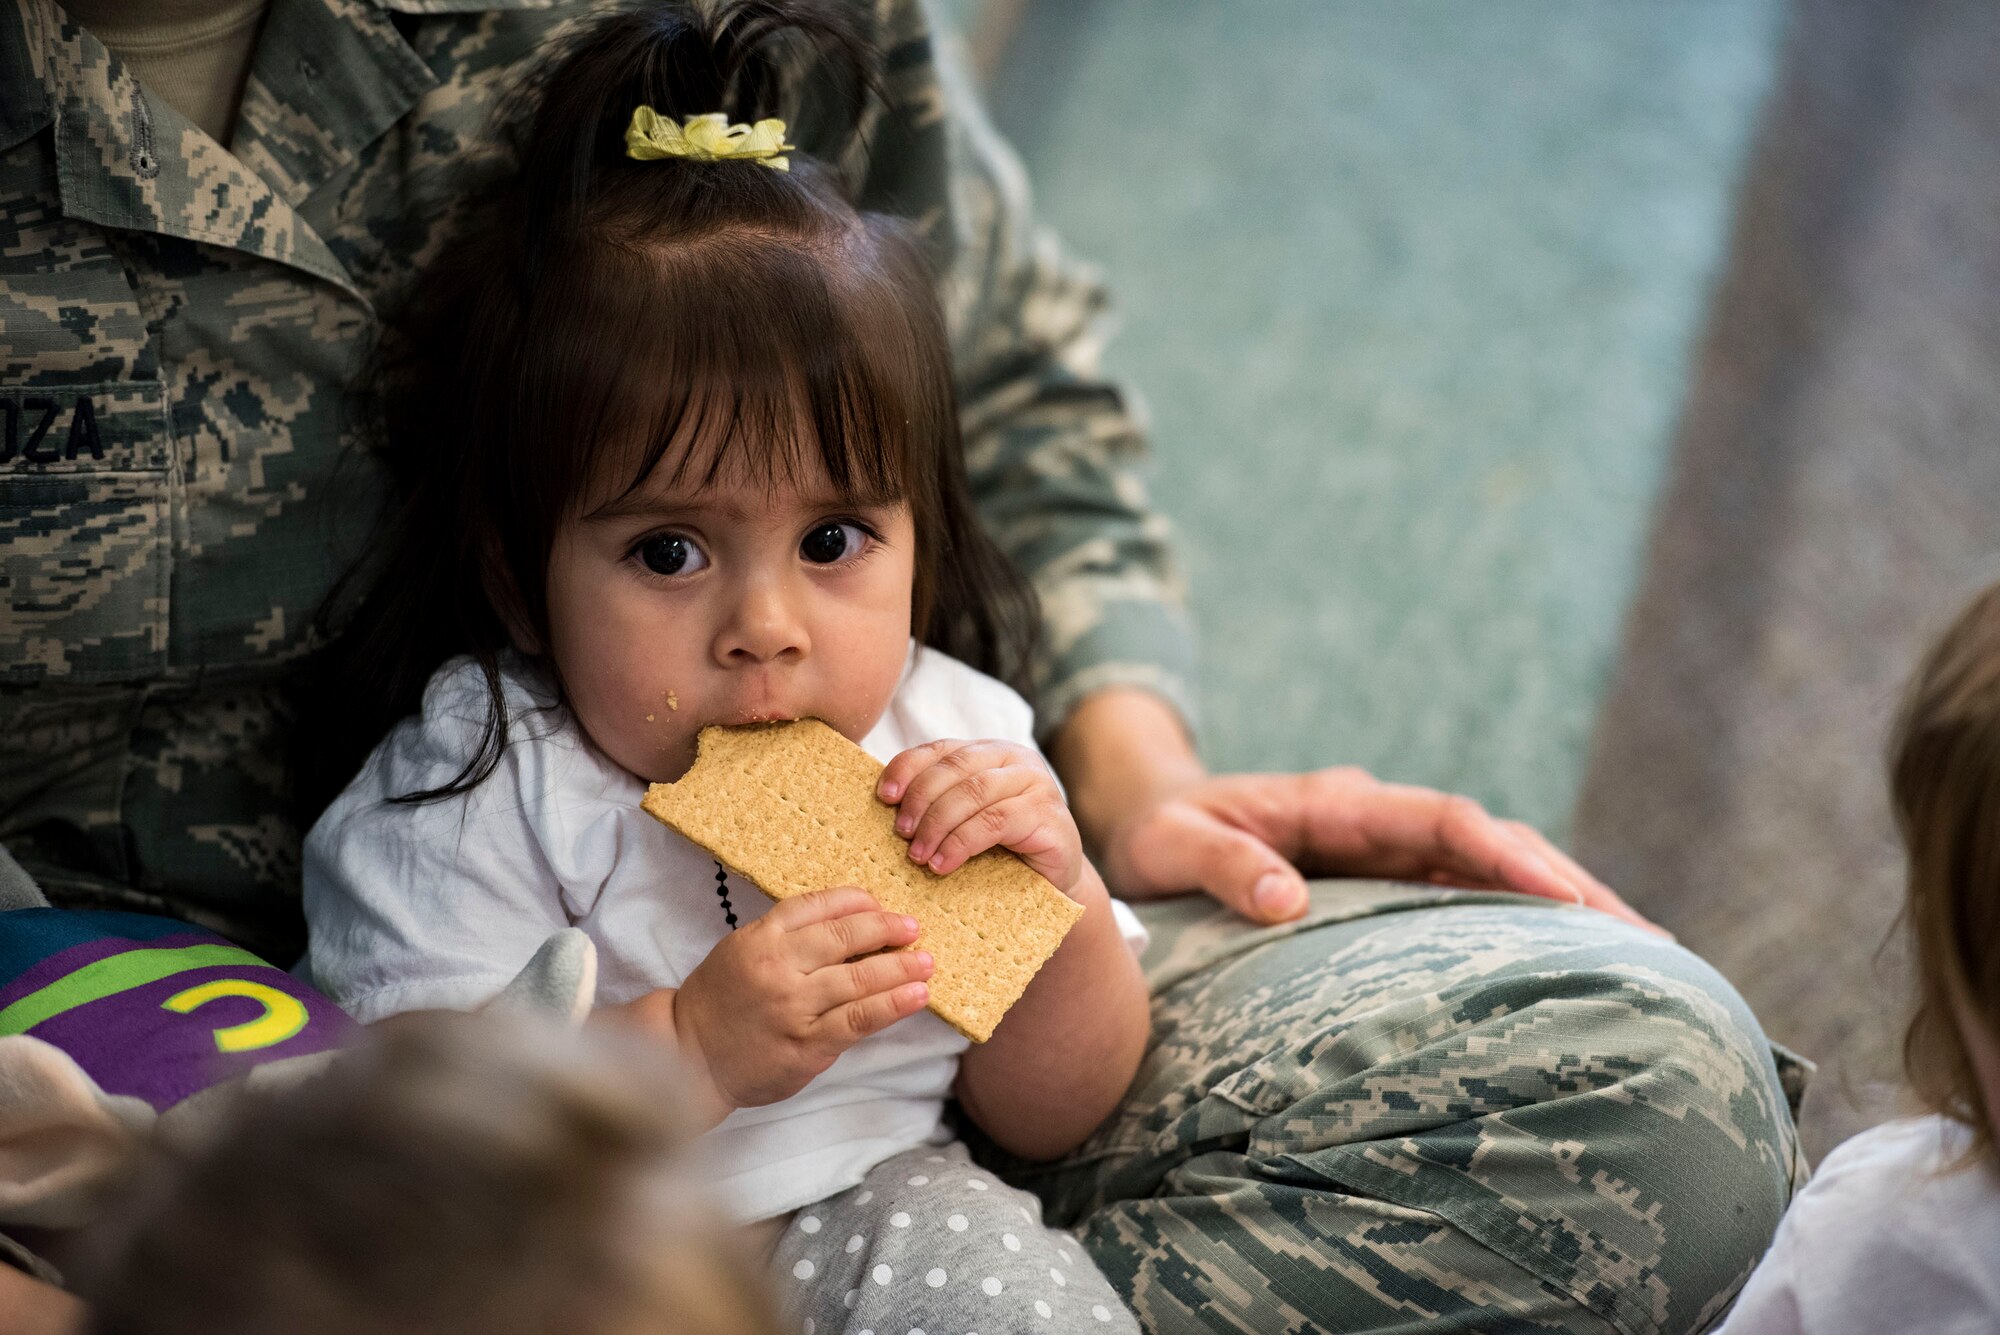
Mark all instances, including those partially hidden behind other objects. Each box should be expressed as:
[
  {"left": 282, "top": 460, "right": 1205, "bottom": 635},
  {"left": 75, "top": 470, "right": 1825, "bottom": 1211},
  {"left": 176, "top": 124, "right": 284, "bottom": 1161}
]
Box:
[
  {"left": 1102, "top": 767, "right": 1656, "bottom": 930},
  {"left": 1053, "top": 687, "right": 1658, "bottom": 932}
]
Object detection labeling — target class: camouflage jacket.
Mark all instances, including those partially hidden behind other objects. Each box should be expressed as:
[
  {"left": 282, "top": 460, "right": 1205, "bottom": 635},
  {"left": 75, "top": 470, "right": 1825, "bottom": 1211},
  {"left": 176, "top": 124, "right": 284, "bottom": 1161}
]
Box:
[{"left": 0, "top": 0, "right": 1193, "bottom": 960}]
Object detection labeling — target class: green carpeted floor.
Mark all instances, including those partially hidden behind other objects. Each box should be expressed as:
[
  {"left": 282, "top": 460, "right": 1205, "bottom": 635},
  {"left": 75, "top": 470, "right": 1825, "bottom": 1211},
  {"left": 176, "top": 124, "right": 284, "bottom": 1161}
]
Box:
[
  {"left": 973, "top": 0, "right": 2000, "bottom": 1158},
  {"left": 988, "top": 1, "right": 1783, "bottom": 835}
]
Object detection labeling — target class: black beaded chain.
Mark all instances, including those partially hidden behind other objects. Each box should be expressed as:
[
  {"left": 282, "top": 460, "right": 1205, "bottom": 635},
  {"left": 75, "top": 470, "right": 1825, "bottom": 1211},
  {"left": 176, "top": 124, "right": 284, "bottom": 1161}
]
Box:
[{"left": 713, "top": 861, "right": 738, "bottom": 929}]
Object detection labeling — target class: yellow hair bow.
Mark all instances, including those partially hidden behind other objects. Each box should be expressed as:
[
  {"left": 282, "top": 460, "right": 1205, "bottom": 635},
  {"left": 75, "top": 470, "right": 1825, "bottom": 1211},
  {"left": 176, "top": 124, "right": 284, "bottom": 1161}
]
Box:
[{"left": 624, "top": 107, "right": 795, "bottom": 171}]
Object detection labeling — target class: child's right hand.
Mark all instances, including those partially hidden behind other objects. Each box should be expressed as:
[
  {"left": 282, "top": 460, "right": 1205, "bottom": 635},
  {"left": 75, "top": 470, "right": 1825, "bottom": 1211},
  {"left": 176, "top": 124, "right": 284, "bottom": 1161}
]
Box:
[{"left": 671, "top": 887, "right": 933, "bottom": 1111}]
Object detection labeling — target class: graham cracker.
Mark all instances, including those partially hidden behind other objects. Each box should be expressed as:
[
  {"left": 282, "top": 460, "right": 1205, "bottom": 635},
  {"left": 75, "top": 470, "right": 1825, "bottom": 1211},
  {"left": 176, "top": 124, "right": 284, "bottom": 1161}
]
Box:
[{"left": 640, "top": 720, "right": 1082, "bottom": 1043}]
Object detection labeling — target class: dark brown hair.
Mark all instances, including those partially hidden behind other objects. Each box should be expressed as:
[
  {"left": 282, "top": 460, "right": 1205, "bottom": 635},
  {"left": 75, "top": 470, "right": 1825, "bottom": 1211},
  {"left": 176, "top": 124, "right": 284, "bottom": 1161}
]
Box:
[
  {"left": 78, "top": 1015, "right": 779, "bottom": 1335},
  {"left": 300, "top": 0, "right": 1036, "bottom": 813},
  {"left": 1888, "top": 579, "right": 2000, "bottom": 1164}
]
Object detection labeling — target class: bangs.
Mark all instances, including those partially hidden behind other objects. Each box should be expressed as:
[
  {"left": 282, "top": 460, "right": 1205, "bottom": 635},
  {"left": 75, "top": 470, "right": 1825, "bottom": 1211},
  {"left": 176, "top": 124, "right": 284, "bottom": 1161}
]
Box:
[{"left": 518, "top": 218, "right": 951, "bottom": 519}]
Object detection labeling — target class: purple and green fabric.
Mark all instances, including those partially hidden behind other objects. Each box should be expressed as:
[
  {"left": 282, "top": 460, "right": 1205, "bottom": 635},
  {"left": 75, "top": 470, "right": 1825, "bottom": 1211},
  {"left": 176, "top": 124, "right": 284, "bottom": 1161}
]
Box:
[
  {"left": 0, "top": 909, "right": 354, "bottom": 1241},
  {"left": 0, "top": 909, "right": 353, "bottom": 1113},
  {"left": 0, "top": 911, "right": 594, "bottom": 1257}
]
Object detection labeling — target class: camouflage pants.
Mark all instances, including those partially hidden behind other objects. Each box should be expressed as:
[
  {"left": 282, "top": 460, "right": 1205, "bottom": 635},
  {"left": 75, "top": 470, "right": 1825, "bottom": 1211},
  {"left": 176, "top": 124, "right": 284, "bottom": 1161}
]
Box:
[{"left": 967, "top": 883, "right": 1807, "bottom": 1335}]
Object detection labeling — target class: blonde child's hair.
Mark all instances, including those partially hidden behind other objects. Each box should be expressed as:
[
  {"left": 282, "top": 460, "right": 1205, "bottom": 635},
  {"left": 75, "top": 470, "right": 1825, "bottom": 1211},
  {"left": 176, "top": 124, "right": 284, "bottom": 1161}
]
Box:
[
  {"left": 78, "top": 1013, "right": 779, "bottom": 1335},
  {"left": 1888, "top": 580, "right": 2000, "bottom": 1163}
]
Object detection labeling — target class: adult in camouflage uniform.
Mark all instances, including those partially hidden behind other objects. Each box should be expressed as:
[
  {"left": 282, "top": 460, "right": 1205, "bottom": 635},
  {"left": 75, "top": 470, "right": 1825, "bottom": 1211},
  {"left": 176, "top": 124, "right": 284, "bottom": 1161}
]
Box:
[{"left": 0, "top": 0, "right": 1802, "bottom": 1330}]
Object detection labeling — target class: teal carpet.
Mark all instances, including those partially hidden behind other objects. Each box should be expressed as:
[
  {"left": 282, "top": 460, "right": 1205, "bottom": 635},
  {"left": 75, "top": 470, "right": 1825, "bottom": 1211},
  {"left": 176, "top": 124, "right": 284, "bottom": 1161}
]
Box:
[{"left": 989, "top": 2, "right": 1784, "bottom": 835}]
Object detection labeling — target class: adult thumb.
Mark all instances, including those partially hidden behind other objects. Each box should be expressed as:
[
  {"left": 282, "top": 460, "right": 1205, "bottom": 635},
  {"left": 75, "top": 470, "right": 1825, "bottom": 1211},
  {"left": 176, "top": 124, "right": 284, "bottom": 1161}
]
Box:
[{"left": 1133, "top": 802, "right": 1310, "bottom": 924}]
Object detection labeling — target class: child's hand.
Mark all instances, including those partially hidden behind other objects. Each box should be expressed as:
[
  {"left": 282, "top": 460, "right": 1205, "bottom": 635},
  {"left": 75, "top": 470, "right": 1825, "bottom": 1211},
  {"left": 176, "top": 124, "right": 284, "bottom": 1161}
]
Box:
[
  {"left": 877, "top": 739, "right": 1084, "bottom": 894},
  {"left": 673, "top": 888, "right": 933, "bottom": 1110}
]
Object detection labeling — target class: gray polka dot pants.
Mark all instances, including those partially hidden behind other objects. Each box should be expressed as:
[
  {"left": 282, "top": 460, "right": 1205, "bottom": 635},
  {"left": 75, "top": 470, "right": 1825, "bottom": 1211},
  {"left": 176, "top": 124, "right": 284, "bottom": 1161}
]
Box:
[{"left": 771, "top": 1141, "right": 1139, "bottom": 1335}]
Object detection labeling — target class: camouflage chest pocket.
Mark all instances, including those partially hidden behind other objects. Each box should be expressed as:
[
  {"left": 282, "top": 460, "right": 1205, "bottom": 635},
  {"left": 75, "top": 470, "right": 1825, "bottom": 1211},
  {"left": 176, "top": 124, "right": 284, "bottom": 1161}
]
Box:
[{"left": 1, "top": 381, "right": 172, "bottom": 683}]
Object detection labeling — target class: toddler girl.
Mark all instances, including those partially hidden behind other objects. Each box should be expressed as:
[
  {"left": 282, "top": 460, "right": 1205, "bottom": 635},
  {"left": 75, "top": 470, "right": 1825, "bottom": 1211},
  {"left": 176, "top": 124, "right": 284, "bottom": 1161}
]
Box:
[
  {"left": 299, "top": 4, "right": 1150, "bottom": 1332},
  {"left": 1718, "top": 581, "right": 2000, "bottom": 1333}
]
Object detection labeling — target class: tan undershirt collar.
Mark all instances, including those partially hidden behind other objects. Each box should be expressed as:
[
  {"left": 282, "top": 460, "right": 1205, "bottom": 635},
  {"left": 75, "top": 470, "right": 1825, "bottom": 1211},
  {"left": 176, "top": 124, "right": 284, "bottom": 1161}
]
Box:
[{"left": 61, "top": 0, "right": 272, "bottom": 146}]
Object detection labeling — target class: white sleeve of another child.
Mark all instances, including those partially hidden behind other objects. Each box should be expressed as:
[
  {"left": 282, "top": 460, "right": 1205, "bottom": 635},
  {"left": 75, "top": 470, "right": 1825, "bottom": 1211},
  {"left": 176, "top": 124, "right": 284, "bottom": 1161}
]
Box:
[
  {"left": 303, "top": 726, "right": 582, "bottom": 1025},
  {"left": 1712, "top": 1117, "right": 2000, "bottom": 1335},
  {"left": 1712, "top": 1222, "right": 1806, "bottom": 1335}
]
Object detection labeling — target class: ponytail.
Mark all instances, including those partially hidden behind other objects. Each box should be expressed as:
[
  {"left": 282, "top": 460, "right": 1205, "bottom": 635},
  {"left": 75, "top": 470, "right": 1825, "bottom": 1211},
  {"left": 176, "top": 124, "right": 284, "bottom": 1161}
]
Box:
[{"left": 499, "top": 1, "right": 878, "bottom": 292}]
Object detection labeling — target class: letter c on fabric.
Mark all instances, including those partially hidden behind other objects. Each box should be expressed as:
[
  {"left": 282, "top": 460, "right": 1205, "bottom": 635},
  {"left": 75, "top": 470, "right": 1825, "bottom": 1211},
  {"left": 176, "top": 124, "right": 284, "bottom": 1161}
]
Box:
[{"left": 161, "top": 979, "right": 310, "bottom": 1053}]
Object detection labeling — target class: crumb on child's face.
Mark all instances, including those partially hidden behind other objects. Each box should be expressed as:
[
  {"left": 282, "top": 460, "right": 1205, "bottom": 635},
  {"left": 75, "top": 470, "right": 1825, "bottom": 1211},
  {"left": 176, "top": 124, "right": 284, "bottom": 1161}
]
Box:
[{"left": 543, "top": 450, "right": 915, "bottom": 783}]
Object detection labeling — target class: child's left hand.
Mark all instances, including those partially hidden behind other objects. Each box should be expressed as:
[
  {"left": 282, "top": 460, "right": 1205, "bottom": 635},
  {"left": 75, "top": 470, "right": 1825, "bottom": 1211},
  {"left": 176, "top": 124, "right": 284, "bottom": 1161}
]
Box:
[{"left": 877, "top": 740, "right": 1083, "bottom": 895}]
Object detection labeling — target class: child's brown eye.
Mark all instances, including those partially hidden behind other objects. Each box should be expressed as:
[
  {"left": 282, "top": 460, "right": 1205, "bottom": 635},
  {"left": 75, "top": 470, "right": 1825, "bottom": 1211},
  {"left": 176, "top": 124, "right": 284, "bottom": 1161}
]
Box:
[
  {"left": 637, "top": 533, "right": 705, "bottom": 576},
  {"left": 801, "top": 522, "right": 862, "bottom": 564}
]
